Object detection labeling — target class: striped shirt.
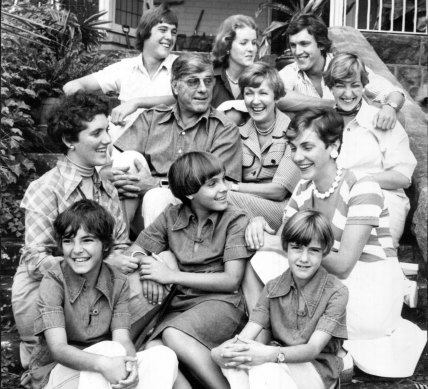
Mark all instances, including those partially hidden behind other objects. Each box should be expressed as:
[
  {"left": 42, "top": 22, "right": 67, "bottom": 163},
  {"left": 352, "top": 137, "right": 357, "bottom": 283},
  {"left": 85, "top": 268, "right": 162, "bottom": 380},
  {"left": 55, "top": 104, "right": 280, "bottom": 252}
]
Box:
[
  {"left": 20, "top": 157, "right": 129, "bottom": 280},
  {"left": 283, "top": 170, "right": 396, "bottom": 262},
  {"left": 279, "top": 53, "right": 404, "bottom": 103},
  {"left": 240, "top": 110, "right": 301, "bottom": 192}
]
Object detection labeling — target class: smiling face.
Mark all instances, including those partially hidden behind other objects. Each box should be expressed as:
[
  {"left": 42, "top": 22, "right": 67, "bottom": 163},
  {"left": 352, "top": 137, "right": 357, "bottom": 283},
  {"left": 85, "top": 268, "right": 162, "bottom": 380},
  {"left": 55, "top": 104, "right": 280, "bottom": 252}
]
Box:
[
  {"left": 331, "top": 75, "right": 364, "bottom": 112},
  {"left": 143, "top": 22, "right": 177, "bottom": 60},
  {"left": 287, "top": 238, "right": 323, "bottom": 288},
  {"left": 244, "top": 79, "right": 276, "bottom": 127},
  {"left": 188, "top": 172, "right": 228, "bottom": 216},
  {"left": 288, "top": 126, "right": 337, "bottom": 182},
  {"left": 62, "top": 226, "right": 103, "bottom": 279},
  {"left": 67, "top": 114, "right": 110, "bottom": 168},
  {"left": 229, "top": 26, "right": 257, "bottom": 69},
  {"left": 289, "top": 28, "right": 323, "bottom": 72},
  {"left": 173, "top": 70, "right": 214, "bottom": 118}
]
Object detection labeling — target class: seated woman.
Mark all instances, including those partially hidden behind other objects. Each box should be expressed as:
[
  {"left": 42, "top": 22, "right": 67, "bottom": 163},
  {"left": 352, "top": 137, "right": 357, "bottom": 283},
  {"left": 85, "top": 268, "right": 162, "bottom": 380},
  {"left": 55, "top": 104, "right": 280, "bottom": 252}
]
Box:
[
  {"left": 228, "top": 62, "right": 300, "bottom": 231},
  {"left": 29, "top": 200, "right": 178, "bottom": 389},
  {"left": 11, "top": 92, "right": 151, "bottom": 370},
  {"left": 211, "top": 15, "right": 258, "bottom": 125},
  {"left": 324, "top": 52, "right": 417, "bottom": 247},
  {"left": 244, "top": 108, "right": 426, "bottom": 378}
]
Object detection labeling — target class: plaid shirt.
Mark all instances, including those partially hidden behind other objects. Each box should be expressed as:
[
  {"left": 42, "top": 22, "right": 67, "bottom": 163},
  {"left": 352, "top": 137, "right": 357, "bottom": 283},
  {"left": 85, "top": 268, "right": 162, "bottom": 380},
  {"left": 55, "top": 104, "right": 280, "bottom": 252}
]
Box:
[{"left": 20, "top": 157, "right": 129, "bottom": 280}]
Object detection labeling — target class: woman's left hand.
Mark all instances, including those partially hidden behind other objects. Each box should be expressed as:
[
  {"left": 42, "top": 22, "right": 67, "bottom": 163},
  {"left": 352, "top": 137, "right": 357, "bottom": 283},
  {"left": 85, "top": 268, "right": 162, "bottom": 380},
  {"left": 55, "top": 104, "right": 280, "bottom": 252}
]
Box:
[
  {"left": 373, "top": 104, "right": 396, "bottom": 130},
  {"left": 111, "top": 360, "right": 139, "bottom": 389},
  {"left": 140, "top": 257, "right": 177, "bottom": 284}
]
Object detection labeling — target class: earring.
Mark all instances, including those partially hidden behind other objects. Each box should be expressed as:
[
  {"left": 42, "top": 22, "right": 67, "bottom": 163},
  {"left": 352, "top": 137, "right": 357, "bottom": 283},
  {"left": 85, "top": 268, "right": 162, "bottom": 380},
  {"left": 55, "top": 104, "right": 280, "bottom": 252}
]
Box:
[
  {"left": 330, "top": 149, "right": 339, "bottom": 159},
  {"left": 226, "top": 50, "right": 230, "bottom": 55},
  {"left": 68, "top": 145, "right": 75, "bottom": 150}
]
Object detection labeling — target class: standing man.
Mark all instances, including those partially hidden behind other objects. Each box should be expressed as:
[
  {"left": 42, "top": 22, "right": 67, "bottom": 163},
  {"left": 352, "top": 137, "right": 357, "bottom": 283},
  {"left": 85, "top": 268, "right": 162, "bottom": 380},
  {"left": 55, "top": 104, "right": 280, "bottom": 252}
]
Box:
[
  {"left": 277, "top": 13, "right": 405, "bottom": 130},
  {"left": 108, "top": 52, "right": 243, "bottom": 231}
]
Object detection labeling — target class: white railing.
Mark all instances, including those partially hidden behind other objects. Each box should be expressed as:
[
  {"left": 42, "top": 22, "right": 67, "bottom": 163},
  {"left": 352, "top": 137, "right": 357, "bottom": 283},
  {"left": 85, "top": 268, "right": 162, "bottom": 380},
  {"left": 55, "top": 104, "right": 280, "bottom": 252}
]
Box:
[{"left": 330, "top": 0, "right": 427, "bottom": 34}]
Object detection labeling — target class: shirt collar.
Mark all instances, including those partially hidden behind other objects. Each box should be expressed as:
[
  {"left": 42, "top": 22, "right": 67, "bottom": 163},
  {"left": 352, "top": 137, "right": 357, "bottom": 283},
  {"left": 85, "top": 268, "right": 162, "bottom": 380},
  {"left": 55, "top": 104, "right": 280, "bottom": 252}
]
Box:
[
  {"left": 267, "top": 266, "right": 329, "bottom": 317},
  {"left": 172, "top": 204, "right": 219, "bottom": 231},
  {"left": 297, "top": 53, "right": 333, "bottom": 80},
  {"left": 62, "top": 261, "right": 114, "bottom": 310},
  {"left": 158, "top": 103, "right": 211, "bottom": 133},
  {"left": 57, "top": 157, "right": 115, "bottom": 200},
  {"left": 353, "top": 99, "right": 378, "bottom": 129},
  {"left": 134, "top": 53, "right": 177, "bottom": 75}
]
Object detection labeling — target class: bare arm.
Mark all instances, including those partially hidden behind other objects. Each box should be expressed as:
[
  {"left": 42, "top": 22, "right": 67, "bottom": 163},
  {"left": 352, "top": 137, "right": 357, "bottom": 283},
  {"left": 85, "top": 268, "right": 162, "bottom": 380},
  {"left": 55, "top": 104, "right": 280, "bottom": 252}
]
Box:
[
  {"left": 276, "top": 90, "right": 334, "bottom": 112},
  {"left": 322, "top": 224, "right": 372, "bottom": 279},
  {"left": 236, "top": 182, "right": 288, "bottom": 201},
  {"left": 63, "top": 75, "right": 102, "bottom": 95}
]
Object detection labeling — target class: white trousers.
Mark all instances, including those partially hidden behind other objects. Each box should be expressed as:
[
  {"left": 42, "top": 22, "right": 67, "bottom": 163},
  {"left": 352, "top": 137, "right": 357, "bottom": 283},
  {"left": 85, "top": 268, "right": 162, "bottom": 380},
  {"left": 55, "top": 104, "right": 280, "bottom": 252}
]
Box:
[
  {"left": 44, "top": 341, "right": 177, "bottom": 389},
  {"left": 221, "top": 361, "right": 325, "bottom": 389}
]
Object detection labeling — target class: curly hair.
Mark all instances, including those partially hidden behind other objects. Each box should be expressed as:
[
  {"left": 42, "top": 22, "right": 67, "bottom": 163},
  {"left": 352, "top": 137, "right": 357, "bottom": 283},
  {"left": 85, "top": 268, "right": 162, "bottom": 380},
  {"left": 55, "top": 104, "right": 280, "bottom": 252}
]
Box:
[
  {"left": 47, "top": 91, "right": 109, "bottom": 154},
  {"left": 238, "top": 62, "right": 285, "bottom": 100},
  {"left": 211, "top": 14, "right": 258, "bottom": 68},
  {"left": 287, "top": 13, "right": 332, "bottom": 57},
  {"left": 324, "top": 52, "right": 370, "bottom": 88},
  {"left": 135, "top": 3, "right": 178, "bottom": 52}
]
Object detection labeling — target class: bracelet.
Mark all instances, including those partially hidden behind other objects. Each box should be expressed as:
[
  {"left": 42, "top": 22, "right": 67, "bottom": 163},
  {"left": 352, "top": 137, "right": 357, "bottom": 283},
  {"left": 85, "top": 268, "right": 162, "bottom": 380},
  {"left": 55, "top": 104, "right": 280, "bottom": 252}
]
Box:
[{"left": 131, "top": 250, "right": 147, "bottom": 258}]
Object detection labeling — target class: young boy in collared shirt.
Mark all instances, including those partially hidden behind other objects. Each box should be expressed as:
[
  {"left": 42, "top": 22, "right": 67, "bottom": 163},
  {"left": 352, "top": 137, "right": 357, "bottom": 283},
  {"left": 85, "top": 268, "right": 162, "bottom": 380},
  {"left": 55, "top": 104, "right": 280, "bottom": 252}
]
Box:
[
  {"left": 29, "top": 200, "right": 177, "bottom": 389},
  {"left": 212, "top": 210, "right": 349, "bottom": 389}
]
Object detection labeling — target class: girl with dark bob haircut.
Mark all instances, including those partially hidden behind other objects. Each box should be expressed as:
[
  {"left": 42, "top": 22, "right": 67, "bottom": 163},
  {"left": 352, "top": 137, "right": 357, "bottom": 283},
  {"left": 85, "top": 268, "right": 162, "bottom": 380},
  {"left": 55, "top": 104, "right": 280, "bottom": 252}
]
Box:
[
  {"left": 168, "top": 151, "right": 225, "bottom": 205},
  {"left": 281, "top": 209, "right": 334, "bottom": 255},
  {"left": 238, "top": 61, "right": 286, "bottom": 100},
  {"left": 135, "top": 3, "right": 178, "bottom": 52},
  {"left": 48, "top": 91, "right": 109, "bottom": 154},
  {"left": 54, "top": 199, "right": 115, "bottom": 259},
  {"left": 286, "top": 107, "right": 344, "bottom": 151}
]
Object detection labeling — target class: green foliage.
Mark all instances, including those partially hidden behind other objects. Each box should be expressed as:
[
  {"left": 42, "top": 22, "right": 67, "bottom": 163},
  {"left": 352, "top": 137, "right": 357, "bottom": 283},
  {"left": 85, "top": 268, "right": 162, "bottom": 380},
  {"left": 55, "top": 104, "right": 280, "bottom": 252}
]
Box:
[{"left": 1, "top": 0, "right": 111, "bottom": 238}]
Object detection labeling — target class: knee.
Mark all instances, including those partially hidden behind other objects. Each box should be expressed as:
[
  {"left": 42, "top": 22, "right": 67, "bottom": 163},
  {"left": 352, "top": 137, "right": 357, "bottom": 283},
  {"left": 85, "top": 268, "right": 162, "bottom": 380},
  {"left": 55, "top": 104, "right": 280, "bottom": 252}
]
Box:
[
  {"left": 144, "top": 345, "right": 178, "bottom": 368},
  {"left": 162, "top": 327, "right": 183, "bottom": 348}
]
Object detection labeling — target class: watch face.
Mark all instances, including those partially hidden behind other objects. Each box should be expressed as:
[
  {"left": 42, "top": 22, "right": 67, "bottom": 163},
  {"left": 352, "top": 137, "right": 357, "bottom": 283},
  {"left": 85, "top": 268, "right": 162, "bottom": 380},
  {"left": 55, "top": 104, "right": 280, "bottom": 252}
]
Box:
[{"left": 277, "top": 352, "right": 286, "bottom": 363}]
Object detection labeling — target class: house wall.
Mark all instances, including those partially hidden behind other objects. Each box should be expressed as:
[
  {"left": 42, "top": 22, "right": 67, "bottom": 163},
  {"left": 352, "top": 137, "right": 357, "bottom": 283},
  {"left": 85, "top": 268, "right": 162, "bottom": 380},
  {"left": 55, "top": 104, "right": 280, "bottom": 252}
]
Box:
[{"left": 101, "top": 0, "right": 268, "bottom": 50}]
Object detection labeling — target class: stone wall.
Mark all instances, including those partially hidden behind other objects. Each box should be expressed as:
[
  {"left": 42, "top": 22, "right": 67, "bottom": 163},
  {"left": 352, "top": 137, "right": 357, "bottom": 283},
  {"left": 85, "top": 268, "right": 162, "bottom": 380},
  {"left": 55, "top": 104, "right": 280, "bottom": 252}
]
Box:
[{"left": 362, "top": 32, "right": 427, "bottom": 109}]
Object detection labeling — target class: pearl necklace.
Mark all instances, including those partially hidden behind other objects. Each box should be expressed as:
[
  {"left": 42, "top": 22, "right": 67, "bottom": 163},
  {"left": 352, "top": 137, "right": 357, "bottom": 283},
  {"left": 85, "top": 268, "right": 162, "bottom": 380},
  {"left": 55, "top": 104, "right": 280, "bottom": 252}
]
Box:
[
  {"left": 225, "top": 70, "right": 239, "bottom": 85},
  {"left": 253, "top": 119, "right": 276, "bottom": 136},
  {"left": 313, "top": 167, "right": 343, "bottom": 199}
]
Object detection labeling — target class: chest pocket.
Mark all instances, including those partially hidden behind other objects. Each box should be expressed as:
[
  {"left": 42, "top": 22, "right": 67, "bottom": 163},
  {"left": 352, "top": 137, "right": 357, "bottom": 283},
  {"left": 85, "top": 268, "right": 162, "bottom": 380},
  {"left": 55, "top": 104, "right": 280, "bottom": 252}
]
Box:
[
  {"left": 242, "top": 147, "right": 256, "bottom": 168},
  {"left": 262, "top": 140, "right": 287, "bottom": 168}
]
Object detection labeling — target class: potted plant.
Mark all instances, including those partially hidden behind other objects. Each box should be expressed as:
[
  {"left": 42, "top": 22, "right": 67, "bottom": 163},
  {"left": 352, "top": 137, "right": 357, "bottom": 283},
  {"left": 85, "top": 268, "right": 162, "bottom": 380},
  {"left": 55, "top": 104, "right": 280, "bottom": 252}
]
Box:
[{"left": 255, "top": 0, "right": 327, "bottom": 69}]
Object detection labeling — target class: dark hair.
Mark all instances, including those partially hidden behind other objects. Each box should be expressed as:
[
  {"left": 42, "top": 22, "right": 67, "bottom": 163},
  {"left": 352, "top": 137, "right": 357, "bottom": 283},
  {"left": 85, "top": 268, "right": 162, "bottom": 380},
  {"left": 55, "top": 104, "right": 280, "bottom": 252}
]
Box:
[
  {"left": 168, "top": 151, "right": 225, "bottom": 205},
  {"left": 286, "top": 108, "right": 344, "bottom": 150},
  {"left": 135, "top": 3, "right": 178, "bottom": 51},
  {"left": 54, "top": 200, "right": 115, "bottom": 259},
  {"left": 211, "top": 14, "right": 258, "bottom": 68},
  {"left": 287, "top": 13, "right": 332, "bottom": 57},
  {"left": 324, "top": 52, "right": 370, "bottom": 88},
  {"left": 281, "top": 210, "right": 334, "bottom": 255},
  {"left": 47, "top": 91, "right": 109, "bottom": 154},
  {"left": 171, "top": 52, "right": 213, "bottom": 82},
  {"left": 239, "top": 62, "right": 285, "bottom": 100}
]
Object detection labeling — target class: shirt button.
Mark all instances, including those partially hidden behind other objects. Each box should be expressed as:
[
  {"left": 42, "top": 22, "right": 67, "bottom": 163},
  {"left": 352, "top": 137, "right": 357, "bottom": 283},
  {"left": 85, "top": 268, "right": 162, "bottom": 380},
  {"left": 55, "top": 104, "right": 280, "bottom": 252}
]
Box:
[
  {"left": 181, "top": 131, "right": 185, "bottom": 135},
  {"left": 91, "top": 308, "right": 99, "bottom": 315},
  {"left": 178, "top": 149, "right": 182, "bottom": 154}
]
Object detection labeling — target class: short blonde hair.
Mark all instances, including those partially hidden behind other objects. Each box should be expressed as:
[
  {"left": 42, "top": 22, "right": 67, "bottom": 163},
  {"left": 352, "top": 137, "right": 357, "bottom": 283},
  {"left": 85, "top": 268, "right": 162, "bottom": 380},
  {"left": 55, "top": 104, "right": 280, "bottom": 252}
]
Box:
[{"left": 324, "top": 52, "right": 370, "bottom": 88}]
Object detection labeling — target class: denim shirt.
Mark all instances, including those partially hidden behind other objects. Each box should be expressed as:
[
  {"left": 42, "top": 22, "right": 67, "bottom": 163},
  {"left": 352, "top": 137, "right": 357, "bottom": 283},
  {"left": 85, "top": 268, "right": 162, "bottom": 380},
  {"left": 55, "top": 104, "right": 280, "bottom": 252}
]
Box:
[
  {"left": 29, "top": 261, "right": 130, "bottom": 389},
  {"left": 251, "top": 267, "right": 348, "bottom": 389}
]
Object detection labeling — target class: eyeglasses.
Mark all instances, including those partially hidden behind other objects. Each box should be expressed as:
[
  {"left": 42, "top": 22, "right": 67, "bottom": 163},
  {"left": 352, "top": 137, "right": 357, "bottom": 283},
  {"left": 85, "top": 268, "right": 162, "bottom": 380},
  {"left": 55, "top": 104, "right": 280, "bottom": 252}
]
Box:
[{"left": 181, "top": 77, "right": 215, "bottom": 89}]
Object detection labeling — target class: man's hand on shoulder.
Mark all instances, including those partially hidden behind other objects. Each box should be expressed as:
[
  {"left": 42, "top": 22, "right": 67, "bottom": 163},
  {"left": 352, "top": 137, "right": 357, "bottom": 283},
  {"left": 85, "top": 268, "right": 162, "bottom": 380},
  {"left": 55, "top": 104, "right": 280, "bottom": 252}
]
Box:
[{"left": 373, "top": 104, "right": 397, "bottom": 130}]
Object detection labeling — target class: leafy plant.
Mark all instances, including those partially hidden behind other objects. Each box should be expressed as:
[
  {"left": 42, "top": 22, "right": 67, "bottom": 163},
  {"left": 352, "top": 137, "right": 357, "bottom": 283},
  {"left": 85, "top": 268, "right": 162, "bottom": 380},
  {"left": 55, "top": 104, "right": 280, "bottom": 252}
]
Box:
[{"left": 255, "top": 0, "right": 327, "bottom": 57}]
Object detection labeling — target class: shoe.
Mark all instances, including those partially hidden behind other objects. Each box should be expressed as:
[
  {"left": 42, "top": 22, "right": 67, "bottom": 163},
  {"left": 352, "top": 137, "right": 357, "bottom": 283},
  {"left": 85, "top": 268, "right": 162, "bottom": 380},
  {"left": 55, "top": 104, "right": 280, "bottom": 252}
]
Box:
[
  {"left": 403, "top": 278, "right": 418, "bottom": 308},
  {"left": 339, "top": 350, "right": 354, "bottom": 384}
]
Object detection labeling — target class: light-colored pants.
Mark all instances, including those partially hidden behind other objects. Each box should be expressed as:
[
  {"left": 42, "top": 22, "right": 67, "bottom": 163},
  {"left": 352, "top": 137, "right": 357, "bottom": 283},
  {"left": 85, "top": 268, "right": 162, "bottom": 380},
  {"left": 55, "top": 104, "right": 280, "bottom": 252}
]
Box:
[
  {"left": 44, "top": 341, "right": 178, "bottom": 389},
  {"left": 221, "top": 361, "right": 325, "bottom": 389}
]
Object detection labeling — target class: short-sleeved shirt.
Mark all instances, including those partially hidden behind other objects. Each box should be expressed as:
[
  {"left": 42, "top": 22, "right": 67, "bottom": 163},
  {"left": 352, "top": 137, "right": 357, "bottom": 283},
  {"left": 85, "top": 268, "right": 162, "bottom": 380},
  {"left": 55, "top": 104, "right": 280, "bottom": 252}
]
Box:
[
  {"left": 240, "top": 110, "right": 300, "bottom": 192},
  {"left": 337, "top": 100, "right": 416, "bottom": 195},
  {"left": 114, "top": 104, "right": 243, "bottom": 181},
  {"left": 279, "top": 53, "right": 404, "bottom": 103},
  {"left": 29, "top": 261, "right": 130, "bottom": 389},
  {"left": 284, "top": 170, "right": 396, "bottom": 262},
  {"left": 135, "top": 203, "right": 253, "bottom": 306},
  {"left": 20, "top": 157, "right": 129, "bottom": 279},
  {"left": 93, "top": 53, "right": 177, "bottom": 102},
  {"left": 251, "top": 267, "right": 348, "bottom": 389},
  {"left": 212, "top": 67, "right": 242, "bottom": 108}
]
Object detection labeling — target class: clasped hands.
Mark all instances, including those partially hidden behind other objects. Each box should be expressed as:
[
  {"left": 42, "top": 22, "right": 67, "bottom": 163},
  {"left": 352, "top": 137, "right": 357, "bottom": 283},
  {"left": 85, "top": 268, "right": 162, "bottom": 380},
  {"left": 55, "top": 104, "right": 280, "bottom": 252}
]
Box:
[
  {"left": 102, "top": 355, "right": 138, "bottom": 389},
  {"left": 212, "top": 335, "right": 276, "bottom": 370}
]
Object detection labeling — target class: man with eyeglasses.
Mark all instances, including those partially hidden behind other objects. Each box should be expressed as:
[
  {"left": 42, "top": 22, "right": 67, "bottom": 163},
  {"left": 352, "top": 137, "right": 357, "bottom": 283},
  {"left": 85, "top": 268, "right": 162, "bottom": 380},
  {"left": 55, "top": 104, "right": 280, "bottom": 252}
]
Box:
[{"left": 108, "top": 52, "right": 242, "bottom": 232}]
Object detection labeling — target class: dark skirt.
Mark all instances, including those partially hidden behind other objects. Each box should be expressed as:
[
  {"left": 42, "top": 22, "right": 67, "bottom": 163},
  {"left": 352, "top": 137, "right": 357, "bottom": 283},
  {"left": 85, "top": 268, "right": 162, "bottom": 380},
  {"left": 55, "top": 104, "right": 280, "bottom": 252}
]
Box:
[{"left": 148, "top": 288, "right": 247, "bottom": 349}]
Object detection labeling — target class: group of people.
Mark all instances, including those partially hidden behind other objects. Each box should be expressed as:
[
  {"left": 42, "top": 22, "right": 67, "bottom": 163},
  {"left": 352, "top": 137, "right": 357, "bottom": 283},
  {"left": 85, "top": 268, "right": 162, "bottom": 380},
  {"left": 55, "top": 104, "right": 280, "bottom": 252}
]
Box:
[{"left": 11, "top": 4, "right": 426, "bottom": 389}]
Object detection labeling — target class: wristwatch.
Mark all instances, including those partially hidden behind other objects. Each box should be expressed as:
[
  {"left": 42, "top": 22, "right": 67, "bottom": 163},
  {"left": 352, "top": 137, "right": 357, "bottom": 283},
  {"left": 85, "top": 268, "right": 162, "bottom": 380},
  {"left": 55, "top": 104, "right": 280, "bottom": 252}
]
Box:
[
  {"left": 230, "top": 182, "right": 240, "bottom": 192},
  {"left": 276, "top": 348, "right": 286, "bottom": 363},
  {"left": 384, "top": 101, "right": 398, "bottom": 111}
]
